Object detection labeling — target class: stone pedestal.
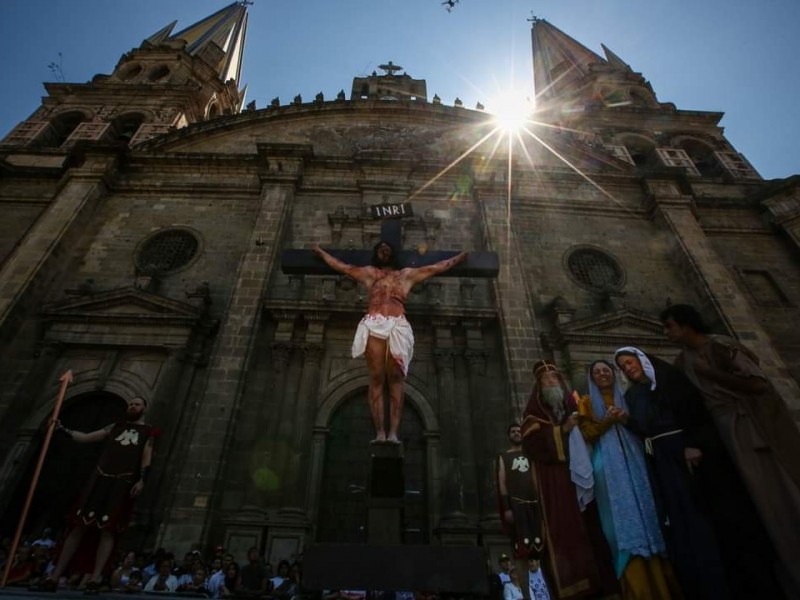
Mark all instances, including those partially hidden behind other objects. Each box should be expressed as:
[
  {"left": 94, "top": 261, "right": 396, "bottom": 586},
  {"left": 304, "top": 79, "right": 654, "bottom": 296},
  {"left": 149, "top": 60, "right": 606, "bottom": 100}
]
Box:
[{"left": 367, "top": 442, "right": 404, "bottom": 545}]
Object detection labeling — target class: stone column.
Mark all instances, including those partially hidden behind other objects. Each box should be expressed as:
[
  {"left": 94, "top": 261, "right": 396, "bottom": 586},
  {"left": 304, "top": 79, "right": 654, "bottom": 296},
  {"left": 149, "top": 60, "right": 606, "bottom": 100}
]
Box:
[
  {"left": 648, "top": 179, "right": 800, "bottom": 412},
  {"left": 157, "top": 149, "right": 308, "bottom": 551}
]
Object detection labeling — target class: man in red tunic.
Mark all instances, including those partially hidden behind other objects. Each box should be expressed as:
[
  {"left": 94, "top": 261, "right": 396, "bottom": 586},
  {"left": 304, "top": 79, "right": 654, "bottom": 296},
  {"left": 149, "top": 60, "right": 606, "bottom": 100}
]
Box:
[
  {"left": 521, "top": 361, "right": 604, "bottom": 599},
  {"left": 41, "top": 396, "right": 157, "bottom": 593}
]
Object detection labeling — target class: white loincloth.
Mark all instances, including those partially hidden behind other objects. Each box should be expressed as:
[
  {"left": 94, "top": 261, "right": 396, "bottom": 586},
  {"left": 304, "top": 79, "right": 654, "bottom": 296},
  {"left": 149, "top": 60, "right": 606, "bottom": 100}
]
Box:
[{"left": 352, "top": 314, "right": 414, "bottom": 376}]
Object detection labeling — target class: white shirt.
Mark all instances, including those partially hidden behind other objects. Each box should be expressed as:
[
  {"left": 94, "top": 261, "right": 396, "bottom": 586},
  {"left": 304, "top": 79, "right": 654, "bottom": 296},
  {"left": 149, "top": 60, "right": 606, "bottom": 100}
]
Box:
[
  {"left": 144, "top": 574, "right": 178, "bottom": 593},
  {"left": 503, "top": 582, "right": 524, "bottom": 600},
  {"left": 207, "top": 570, "right": 226, "bottom": 598}
]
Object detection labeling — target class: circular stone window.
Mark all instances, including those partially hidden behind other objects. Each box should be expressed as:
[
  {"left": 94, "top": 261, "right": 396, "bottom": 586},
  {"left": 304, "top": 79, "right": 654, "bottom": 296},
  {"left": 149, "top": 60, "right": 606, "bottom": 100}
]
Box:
[
  {"left": 565, "top": 246, "right": 625, "bottom": 291},
  {"left": 147, "top": 65, "right": 170, "bottom": 81},
  {"left": 135, "top": 229, "right": 199, "bottom": 275},
  {"left": 118, "top": 63, "right": 143, "bottom": 81}
]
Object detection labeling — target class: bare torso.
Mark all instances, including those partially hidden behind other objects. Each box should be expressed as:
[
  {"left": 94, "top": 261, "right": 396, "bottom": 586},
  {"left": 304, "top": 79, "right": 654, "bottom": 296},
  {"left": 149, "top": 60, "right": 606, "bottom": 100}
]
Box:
[{"left": 364, "top": 267, "right": 411, "bottom": 317}]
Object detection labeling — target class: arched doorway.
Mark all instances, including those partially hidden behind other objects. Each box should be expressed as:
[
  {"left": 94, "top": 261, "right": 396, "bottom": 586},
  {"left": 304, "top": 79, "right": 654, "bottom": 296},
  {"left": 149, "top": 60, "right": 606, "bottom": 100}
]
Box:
[
  {"left": 0, "top": 391, "right": 126, "bottom": 538},
  {"left": 315, "top": 392, "right": 428, "bottom": 544}
]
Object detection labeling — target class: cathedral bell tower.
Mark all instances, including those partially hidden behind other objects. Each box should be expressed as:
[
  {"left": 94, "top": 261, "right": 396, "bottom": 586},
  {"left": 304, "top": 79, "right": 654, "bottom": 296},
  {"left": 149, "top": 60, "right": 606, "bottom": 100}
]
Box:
[
  {"left": 1, "top": 2, "right": 249, "bottom": 150},
  {"left": 530, "top": 17, "right": 760, "bottom": 180}
]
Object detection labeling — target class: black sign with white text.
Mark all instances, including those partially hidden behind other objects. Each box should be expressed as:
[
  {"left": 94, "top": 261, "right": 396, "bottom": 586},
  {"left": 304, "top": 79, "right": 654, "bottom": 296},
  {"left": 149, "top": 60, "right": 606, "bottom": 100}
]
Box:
[{"left": 369, "top": 202, "right": 413, "bottom": 219}]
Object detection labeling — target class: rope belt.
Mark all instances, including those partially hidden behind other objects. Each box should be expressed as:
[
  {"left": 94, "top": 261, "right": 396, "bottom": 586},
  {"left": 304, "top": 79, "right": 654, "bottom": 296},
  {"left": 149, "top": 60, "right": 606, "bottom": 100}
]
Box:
[
  {"left": 644, "top": 429, "right": 683, "bottom": 456},
  {"left": 510, "top": 496, "right": 539, "bottom": 504}
]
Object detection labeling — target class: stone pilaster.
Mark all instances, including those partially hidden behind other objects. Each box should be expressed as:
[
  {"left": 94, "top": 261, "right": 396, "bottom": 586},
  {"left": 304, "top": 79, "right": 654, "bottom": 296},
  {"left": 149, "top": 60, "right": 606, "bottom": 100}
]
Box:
[
  {"left": 0, "top": 152, "right": 116, "bottom": 332},
  {"left": 283, "top": 334, "right": 325, "bottom": 508},
  {"left": 157, "top": 151, "right": 306, "bottom": 550},
  {"left": 474, "top": 184, "right": 540, "bottom": 417},
  {"left": 647, "top": 179, "right": 800, "bottom": 412}
]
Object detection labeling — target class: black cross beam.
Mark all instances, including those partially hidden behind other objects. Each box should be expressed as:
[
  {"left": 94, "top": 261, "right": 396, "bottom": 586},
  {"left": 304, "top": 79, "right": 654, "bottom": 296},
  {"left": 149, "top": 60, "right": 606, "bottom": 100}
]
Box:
[{"left": 282, "top": 213, "right": 498, "bottom": 278}]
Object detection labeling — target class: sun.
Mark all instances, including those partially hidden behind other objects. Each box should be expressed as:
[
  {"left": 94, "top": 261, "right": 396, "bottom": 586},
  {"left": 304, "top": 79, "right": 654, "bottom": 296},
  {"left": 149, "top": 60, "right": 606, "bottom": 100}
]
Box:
[{"left": 487, "top": 91, "right": 532, "bottom": 133}]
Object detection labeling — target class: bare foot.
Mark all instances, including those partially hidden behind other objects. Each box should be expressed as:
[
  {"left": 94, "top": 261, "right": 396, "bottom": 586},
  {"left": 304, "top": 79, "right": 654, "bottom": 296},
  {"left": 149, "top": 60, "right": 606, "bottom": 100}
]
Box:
[
  {"left": 371, "top": 432, "right": 387, "bottom": 444},
  {"left": 387, "top": 433, "right": 400, "bottom": 444}
]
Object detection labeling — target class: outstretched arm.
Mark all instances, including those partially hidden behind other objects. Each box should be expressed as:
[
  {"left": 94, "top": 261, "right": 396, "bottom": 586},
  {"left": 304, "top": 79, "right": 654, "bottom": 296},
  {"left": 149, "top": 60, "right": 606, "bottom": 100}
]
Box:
[
  {"left": 406, "top": 251, "right": 467, "bottom": 285},
  {"left": 58, "top": 421, "right": 113, "bottom": 444},
  {"left": 311, "top": 243, "right": 372, "bottom": 285}
]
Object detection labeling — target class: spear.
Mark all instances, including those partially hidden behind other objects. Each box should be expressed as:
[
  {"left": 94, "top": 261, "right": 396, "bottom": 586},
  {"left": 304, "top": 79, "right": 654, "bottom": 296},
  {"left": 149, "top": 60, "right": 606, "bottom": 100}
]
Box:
[{"left": 1, "top": 369, "right": 73, "bottom": 588}]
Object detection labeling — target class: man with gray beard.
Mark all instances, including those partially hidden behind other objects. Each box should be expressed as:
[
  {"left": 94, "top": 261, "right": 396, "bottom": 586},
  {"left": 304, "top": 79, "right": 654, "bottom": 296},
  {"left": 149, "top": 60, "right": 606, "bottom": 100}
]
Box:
[{"left": 521, "top": 360, "right": 617, "bottom": 599}]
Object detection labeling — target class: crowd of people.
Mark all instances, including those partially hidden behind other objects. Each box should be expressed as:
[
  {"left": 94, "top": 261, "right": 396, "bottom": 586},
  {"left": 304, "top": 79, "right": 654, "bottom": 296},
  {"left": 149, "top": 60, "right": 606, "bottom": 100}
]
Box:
[
  {"left": 1, "top": 537, "right": 303, "bottom": 598},
  {"left": 495, "top": 304, "right": 800, "bottom": 599}
]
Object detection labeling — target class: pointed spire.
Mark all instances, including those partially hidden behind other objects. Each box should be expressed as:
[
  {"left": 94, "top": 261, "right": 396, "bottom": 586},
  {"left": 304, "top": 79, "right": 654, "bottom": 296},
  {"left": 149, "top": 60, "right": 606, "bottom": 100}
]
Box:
[
  {"left": 145, "top": 20, "right": 177, "bottom": 45},
  {"left": 152, "top": 2, "right": 249, "bottom": 84},
  {"left": 601, "top": 44, "right": 631, "bottom": 71},
  {"left": 530, "top": 19, "right": 606, "bottom": 102}
]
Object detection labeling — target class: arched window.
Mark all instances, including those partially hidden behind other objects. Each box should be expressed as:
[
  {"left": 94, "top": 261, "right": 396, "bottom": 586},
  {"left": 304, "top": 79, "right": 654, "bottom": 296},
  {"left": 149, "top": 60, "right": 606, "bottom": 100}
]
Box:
[
  {"left": 147, "top": 65, "right": 170, "bottom": 82},
  {"left": 0, "top": 391, "right": 127, "bottom": 534},
  {"left": 207, "top": 102, "right": 219, "bottom": 119},
  {"left": 617, "top": 134, "right": 656, "bottom": 167},
  {"left": 44, "top": 111, "right": 86, "bottom": 147},
  {"left": 111, "top": 113, "right": 146, "bottom": 145},
  {"left": 629, "top": 88, "right": 655, "bottom": 108},
  {"left": 117, "top": 63, "right": 142, "bottom": 81},
  {"left": 674, "top": 137, "right": 718, "bottom": 176}
]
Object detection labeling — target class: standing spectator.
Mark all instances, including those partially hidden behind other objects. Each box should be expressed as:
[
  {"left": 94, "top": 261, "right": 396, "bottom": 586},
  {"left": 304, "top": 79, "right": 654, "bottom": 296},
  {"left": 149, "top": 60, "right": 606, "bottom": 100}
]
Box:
[
  {"left": 240, "top": 546, "right": 268, "bottom": 595},
  {"left": 614, "top": 347, "right": 731, "bottom": 599},
  {"left": 521, "top": 360, "right": 613, "bottom": 598},
  {"left": 37, "top": 397, "right": 157, "bottom": 595},
  {"left": 662, "top": 303, "right": 800, "bottom": 597},
  {"left": 144, "top": 558, "right": 178, "bottom": 592},
  {"left": 576, "top": 360, "right": 680, "bottom": 598},
  {"left": 527, "top": 559, "right": 550, "bottom": 600},
  {"left": 496, "top": 423, "right": 543, "bottom": 599}
]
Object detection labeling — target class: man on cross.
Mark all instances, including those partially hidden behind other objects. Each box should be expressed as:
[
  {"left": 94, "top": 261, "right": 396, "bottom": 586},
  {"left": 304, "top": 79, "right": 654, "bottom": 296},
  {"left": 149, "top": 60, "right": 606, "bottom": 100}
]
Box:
[{"left": 312, "top": 240, "right": 466, "bottom": 443}]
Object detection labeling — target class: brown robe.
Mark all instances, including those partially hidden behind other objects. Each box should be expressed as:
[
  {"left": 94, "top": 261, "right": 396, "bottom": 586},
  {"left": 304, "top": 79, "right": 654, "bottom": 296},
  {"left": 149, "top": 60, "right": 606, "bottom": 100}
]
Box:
[
  {"left": 676, "top": 335, "right": 800, "bottom": 595},
  {"left": 522, "top": 389, "right": 605, "bottom": 599}
]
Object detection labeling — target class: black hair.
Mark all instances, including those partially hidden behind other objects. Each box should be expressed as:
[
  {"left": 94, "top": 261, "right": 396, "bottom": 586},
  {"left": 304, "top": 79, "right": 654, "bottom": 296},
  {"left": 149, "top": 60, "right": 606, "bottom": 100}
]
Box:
[
  {"left": 659, "top": 304, "right": 710, "bottom": 334},
  {"left": 508, "top": 423, "right": 521, "bottom": 434},
  {"left": 371, "top": 240, "right": 398, "bottom": 268},
  {"left": 588, "top": 359, "right": 615, "bottom": 375}
]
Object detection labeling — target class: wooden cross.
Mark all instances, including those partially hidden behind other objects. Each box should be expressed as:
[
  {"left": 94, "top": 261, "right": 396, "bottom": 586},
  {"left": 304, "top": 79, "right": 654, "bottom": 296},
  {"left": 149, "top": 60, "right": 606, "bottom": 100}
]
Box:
[{"left": 281, "top": 202, "right": 499, "bottom": 278}]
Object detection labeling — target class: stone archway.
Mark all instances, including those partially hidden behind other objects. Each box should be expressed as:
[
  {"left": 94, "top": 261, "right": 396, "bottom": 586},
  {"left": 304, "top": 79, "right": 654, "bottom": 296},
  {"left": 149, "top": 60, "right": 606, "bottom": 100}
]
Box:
[
  {"left": 0, "top": 391, "right": 126, "bottom": 538},
  {"left": 314, "top": 387, "right": 429, "bottom": 544}
]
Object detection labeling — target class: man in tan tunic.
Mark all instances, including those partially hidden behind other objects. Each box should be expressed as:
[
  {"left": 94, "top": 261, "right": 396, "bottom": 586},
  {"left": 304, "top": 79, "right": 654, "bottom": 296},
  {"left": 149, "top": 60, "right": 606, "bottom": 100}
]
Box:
[
  {"left": 312, "top": 241, "right": 466, "bottom": 443},
  {"left": 661, "top": 304, "right": 800, "bottom": 596}
]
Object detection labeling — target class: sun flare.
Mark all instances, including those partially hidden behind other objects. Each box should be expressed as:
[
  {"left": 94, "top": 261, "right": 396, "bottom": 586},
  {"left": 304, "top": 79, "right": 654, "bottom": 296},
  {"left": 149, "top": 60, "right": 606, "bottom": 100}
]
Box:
[{"left": 487, "top": 92, "right": 532, "bottom": 133}]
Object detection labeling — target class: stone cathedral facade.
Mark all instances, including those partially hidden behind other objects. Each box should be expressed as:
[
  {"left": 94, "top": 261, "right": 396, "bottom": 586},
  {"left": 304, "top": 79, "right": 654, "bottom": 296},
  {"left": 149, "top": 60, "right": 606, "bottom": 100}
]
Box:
[{"left": 0, "top": 3, "right": 798, "bottom": 564}]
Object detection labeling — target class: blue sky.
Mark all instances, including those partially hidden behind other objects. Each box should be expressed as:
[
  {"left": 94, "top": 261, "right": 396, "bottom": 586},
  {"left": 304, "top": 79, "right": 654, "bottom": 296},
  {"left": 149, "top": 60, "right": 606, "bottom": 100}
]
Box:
[{"left": 1, "top": 0, "right": 798, "bottom": 179}]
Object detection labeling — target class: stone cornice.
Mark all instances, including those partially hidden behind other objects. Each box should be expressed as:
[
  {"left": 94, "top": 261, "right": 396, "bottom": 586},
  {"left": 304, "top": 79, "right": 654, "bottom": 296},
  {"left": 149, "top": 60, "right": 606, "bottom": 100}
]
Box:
[{"left": 262, "top": 299, "right": 496, "bottom": 321}]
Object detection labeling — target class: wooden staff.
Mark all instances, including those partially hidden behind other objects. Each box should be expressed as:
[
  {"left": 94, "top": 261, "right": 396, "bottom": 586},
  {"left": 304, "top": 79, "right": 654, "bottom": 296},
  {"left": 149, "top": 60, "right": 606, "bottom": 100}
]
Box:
[{"left": 1, "top": 369, "right": 73, "bottom": 588}]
